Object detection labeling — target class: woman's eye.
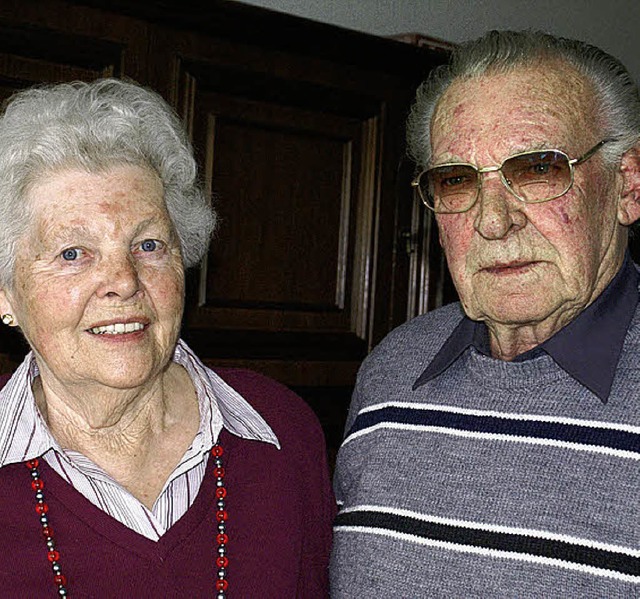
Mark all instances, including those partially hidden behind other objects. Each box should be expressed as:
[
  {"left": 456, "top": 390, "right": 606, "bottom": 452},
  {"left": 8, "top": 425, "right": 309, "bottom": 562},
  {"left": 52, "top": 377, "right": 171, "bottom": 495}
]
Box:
[
  {"left": 61, "top": 248, "right": 83, "bottom": 261},
  {"left": 139, "top": 239, "right": 163, "bottom": 252}
]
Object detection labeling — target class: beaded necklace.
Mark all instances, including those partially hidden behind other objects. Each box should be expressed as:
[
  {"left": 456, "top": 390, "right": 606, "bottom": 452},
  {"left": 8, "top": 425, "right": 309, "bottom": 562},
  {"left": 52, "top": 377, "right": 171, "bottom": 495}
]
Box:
[{"left": 26, "top": 444, "right": 228, "bottom": 598}]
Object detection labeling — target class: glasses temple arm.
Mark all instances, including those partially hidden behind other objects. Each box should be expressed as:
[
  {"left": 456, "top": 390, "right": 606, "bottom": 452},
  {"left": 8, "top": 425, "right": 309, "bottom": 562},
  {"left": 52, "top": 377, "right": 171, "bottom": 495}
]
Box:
[{"left": 572, "top": 138, "right": 617, "bottom": 165}]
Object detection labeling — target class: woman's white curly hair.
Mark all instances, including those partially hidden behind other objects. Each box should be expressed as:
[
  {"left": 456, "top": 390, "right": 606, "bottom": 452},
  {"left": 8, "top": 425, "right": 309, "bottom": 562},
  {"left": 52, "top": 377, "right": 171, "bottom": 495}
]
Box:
[{"left": 0, "top": 78, "right": 216, "bottom": 287}]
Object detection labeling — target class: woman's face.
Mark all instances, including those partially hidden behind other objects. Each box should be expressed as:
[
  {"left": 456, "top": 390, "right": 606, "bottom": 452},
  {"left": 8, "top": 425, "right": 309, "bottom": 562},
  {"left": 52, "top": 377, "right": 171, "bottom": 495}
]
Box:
[{"left": 0, "top": 165, "right": 185, "bottom": 393}]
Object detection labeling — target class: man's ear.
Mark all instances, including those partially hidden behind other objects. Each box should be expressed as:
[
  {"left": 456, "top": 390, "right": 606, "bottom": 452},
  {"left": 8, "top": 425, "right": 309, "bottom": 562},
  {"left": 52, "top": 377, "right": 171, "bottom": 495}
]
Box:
[{"left": 618, "top": 145, "right": 640, "bottom": 226}]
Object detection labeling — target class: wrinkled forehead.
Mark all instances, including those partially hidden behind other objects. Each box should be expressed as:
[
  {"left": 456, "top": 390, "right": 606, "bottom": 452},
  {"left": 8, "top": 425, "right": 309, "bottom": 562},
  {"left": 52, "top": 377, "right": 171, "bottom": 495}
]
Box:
[{"left": 431, "top": 63, "right": 600, "bottom": 158}]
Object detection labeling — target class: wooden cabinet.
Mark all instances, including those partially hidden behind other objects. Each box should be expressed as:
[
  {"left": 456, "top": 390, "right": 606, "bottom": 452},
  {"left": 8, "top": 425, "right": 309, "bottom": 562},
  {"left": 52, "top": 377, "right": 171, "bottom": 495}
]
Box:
[{"left": 0, "top": 0, "right": 450, "bottom": 454}]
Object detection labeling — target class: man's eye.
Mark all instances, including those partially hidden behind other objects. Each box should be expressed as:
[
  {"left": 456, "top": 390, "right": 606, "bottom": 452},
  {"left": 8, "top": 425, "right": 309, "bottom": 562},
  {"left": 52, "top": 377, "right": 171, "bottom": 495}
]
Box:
[
  {"left": 531, "top": 162, "right": 551, "bottom": 174},
  {"left": 61, "top": 248, "right": 83, "bottom": 261},
  {"left": 442, "top": 175, "right": 466, "bottom": 187}
]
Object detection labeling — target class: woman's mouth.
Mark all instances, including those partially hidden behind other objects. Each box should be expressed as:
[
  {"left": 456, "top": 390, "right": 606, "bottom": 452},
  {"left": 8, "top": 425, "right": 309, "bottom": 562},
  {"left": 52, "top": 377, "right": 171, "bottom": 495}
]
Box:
[{"left": 88, "top": 322, "right": 146, "bottom": 335}]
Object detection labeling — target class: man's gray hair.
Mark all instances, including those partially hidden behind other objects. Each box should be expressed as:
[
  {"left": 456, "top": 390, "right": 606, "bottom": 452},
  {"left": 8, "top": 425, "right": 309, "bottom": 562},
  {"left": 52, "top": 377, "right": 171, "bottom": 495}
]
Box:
[
  {"left": 0, "top": 78, "right": 216, "bottom": 288},
  {"left": 407, "top": 30, "right": 640, "bottom": 169}
]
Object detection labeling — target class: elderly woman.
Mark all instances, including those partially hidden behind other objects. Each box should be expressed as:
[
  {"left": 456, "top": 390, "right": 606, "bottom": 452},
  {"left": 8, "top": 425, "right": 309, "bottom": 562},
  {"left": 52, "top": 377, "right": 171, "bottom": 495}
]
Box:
[{"left": 0, "top": 79, "right": 334, "bottom": 597}]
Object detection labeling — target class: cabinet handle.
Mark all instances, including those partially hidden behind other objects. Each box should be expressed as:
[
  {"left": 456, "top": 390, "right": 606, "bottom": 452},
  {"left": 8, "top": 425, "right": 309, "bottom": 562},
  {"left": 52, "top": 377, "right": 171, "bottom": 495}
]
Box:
[{"left": 400, "top": 230, "right": 416, "bottom": 255}]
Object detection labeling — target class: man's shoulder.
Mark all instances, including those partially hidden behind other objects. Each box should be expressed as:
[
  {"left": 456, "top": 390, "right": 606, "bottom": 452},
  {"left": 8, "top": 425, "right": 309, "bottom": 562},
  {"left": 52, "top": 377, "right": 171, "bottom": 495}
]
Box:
[
  {"left": 358, "top": 302, "right": 465, "bottom": 388},
  {"left": 367, "top": 301, "right": 464, "bottom": 362}
]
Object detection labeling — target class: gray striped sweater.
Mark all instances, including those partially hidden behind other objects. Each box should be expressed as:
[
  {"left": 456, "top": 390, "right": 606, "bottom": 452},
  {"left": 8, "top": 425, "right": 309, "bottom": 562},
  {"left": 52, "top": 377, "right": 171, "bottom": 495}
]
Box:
[{"left": 331, "top": 302, "right": 640, "bottom": 598}]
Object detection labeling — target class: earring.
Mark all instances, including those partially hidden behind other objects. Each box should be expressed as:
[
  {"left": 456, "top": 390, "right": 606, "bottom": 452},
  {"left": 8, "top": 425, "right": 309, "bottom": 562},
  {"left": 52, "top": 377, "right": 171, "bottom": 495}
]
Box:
[{"left": 1, "top": 314, "right": 13, "bottom": 326}]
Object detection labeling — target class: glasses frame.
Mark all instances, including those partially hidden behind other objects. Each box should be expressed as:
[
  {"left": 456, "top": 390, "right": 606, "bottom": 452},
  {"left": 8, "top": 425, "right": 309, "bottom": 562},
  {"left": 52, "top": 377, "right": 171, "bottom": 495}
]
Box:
[{"left": 411, "top": 139, "right": 614, "bottom": 214}]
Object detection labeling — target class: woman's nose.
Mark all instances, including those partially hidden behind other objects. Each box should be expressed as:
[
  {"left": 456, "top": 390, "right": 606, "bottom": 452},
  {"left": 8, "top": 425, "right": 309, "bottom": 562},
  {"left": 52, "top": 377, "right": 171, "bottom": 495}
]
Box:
[{"left": 95, "top": 254, "right": 142, "bottom": 300}]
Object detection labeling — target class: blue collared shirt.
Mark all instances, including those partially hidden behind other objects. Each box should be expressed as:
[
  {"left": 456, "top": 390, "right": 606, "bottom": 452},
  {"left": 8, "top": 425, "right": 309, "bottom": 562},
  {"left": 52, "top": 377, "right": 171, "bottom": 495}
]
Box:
[{"left": 413, "top": 254, "right": 639, "bottom": 403}]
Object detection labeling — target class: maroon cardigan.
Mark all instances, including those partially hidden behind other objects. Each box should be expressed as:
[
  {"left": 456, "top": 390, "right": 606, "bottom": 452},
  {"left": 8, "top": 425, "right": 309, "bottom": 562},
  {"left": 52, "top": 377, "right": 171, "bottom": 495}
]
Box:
[{"left": 0, "top": 368, "right": 335, "bottom": 597}]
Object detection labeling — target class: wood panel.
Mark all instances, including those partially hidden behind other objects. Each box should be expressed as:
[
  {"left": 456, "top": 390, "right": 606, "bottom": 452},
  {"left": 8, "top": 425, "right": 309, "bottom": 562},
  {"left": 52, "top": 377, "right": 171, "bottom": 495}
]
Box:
[
  {"left": 169, "top": 47, "right": 390, "bottom": 371},
  {"left": 195, "top": 95, "right": 361, "bottom": 318},
  {"left": 0, "top": 22, "right": 120, "bottom": 97},
  {"left": 0, "top": 0, "right": 150, "bottom": 84}
]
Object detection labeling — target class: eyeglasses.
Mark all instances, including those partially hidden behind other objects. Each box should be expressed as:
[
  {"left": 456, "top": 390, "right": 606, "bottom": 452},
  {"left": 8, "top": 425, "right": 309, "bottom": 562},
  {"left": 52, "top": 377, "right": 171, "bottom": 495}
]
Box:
[{"left": 411, "top": 139, "right": 614, "bottom": 214}]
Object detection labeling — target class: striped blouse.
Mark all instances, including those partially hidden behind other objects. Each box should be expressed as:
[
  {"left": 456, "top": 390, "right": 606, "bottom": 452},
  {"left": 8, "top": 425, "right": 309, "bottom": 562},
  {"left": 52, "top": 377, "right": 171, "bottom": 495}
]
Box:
[{"left": 0, "top": 339, "right": 279, "bottom": 540}]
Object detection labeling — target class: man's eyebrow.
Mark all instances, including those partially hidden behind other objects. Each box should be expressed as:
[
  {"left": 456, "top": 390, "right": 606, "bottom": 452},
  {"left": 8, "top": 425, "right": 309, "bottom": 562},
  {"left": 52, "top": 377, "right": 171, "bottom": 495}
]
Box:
[
  {"left": 429, "top": 142, "right": 566, "bottom": 168},
  {"left": 512, "top": 141, "right": 560, "bottom": 153},
  {"left": 428, "top": 154, "right": 468, "bottom": 167}
]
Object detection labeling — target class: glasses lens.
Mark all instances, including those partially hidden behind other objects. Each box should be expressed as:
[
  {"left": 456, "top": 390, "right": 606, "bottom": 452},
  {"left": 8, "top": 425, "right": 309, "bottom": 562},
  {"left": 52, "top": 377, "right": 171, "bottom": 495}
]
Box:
[
  {"left": 502, "top": 150, "right": 571, "bottom": 203},
  {"left": 424, "top": 164, "right": 478, "bottom": 213}
]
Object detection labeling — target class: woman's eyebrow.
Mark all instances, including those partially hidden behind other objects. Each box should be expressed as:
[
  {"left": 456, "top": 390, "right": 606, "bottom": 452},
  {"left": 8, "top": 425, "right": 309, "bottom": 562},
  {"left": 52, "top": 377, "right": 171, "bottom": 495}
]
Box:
[{"left": 38, "top": 223, "right": 95, "bottom": 246}]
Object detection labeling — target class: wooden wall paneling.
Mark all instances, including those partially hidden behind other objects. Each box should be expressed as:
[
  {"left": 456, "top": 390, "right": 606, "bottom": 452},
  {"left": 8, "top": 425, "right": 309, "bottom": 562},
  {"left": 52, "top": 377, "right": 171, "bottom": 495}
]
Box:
[
  {"left": 139, "top": 18, "right": 411, "bottom": 403},
  {"left": 0, "top": 22, "right": 122, "bottom": 97},
  {"left": 368, "top": 98, "right": 417, "bottom": 345},
  {"left": 73, "top": 0, "right": 448, "bottom": 87},
  {"left": 405, "top": 195, "right": 456, "bottom": 319},
  {"left": 405, "top": 187, "right": 428, "bottom": 319},
  {"left": 0, "top": 0, "right": 151, "bottom": 84},
  {"left": 396, "top": 160, "right": 458, "bottom": 322},
  {"left": 351, "top": 114, "right": 382, "bottom": 343},
  {"left": 174, "top": 56, "right": 380, "bottom": 375},
  {"left": 198, "top": 110, "right": 355, "bottom": 316}
]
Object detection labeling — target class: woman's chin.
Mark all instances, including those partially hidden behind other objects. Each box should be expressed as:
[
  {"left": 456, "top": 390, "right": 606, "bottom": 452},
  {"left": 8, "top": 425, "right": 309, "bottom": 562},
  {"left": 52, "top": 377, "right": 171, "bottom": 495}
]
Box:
[{"left": 80, "top": 363, "right": 165, "bottom": 390}]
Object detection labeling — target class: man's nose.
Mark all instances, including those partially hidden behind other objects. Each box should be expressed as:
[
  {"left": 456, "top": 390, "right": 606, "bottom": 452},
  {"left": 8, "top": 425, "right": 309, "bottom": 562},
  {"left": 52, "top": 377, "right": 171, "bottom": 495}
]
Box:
[{"left": 473, "top": 172, "right": 527, "bottom": 240}]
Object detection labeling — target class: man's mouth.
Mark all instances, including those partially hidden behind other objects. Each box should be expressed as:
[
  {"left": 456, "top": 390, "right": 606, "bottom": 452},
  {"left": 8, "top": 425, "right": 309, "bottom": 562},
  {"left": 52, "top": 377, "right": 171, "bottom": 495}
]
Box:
[
  {"left": 88, "top": 322, "right": 146, "bottom": 335},
  {"left": 482, "top": 260, "right": 538, "bottom": 275}
]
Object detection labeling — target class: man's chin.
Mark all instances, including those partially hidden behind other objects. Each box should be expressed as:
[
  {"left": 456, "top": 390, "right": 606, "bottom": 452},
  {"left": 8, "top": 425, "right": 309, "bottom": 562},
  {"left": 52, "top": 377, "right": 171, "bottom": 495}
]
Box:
[{"left": 463, "top": 293, "right": 562, "bottom": 328}]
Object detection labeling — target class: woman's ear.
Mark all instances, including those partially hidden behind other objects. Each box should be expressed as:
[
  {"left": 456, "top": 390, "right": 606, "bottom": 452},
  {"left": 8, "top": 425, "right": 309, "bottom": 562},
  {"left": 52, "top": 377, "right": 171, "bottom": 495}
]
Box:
[
  {"left": 618, "top": 145, "right": 640, "bottom": 226},
  {"left": 0, "top": 289, "right": 17, "bottom": 327}
]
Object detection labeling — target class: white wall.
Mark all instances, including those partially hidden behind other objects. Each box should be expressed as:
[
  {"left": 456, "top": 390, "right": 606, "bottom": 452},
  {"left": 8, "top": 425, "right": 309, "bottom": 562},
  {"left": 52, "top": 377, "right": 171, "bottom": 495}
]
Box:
[{"left": 232, "top": 0, "right": 640, "bottom": 84}]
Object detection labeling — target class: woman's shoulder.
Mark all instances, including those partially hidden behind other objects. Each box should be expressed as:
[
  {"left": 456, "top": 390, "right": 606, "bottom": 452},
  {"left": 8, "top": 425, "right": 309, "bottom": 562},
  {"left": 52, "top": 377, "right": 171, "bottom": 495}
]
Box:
[{"left": 212, "top": 367, "right": 324, "bottom": 446}]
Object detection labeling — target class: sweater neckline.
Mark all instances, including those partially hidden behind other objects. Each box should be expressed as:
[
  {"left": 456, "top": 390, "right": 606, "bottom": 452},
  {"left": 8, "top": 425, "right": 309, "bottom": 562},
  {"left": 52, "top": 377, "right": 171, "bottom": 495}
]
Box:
[
  {"left": 40, "top": 429, "right": 235, "bottom": 561},
  {"left": 460, "top": 347, "right": 569, "bottom": 391}
]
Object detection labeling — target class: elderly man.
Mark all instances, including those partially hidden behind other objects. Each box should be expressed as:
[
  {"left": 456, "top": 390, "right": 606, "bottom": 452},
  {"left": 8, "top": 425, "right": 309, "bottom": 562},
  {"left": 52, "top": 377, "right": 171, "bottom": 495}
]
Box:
[{"left": 331, "top": 30, "right": 640, "bottom": 597}]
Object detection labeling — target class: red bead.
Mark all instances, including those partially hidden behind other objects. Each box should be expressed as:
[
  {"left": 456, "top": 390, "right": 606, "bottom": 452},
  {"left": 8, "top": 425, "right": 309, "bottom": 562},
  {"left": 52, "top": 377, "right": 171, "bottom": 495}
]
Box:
[
  {"left": 27, "top": 440, "right": 232, "bottom": 596},
  {"left": 216, "top": 510, "right": 228, "bottom": 522}
]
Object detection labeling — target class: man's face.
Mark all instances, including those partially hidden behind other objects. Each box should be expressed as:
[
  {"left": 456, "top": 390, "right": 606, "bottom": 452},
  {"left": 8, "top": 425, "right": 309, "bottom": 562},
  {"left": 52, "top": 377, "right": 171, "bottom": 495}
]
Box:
[{"left": 431, "top": 65, "right": 627, "bottom": 333}]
